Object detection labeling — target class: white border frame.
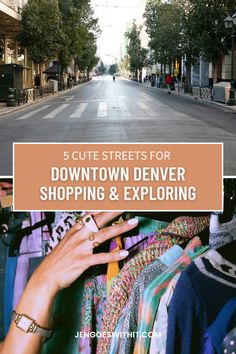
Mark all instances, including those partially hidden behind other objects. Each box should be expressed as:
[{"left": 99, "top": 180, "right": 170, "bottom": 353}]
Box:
[{"left": 12, "top": 142, "right": 224, "bottom": 212}]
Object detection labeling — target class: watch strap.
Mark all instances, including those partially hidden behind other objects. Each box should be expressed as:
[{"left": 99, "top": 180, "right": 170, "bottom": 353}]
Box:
[{"left": 12, "top": 311, "right": 52, "bottom": 338}]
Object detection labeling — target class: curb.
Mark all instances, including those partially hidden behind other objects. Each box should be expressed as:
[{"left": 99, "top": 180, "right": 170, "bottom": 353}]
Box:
[
  {"left": 125, "top": 78, "right": 236, "bottom": 111},
  {"left": 0, "top": 80, "right": 92, "bottom": 117}
]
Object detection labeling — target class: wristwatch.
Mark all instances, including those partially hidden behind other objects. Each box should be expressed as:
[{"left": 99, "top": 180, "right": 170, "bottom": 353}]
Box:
[{"left": 11, "top": 311, "right": 52, "bottom": 338}]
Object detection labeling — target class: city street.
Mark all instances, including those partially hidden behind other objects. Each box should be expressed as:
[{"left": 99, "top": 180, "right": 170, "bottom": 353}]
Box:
[{"left": 0, "top": 76, "right": 236, "bottom": 175}]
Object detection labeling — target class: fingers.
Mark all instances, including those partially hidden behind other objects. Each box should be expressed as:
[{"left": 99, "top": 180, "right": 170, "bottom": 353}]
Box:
[
  {"left": 68, "top": 211, "right": 124, "bottom": 236},
  {"left": 87, "top": 250, "right": 129, "bottom": 267},
  {"left": 95, "top": 218, "right": 139, "bottom": 245},
  {"left": 93, "top": 212, "right": 124, "bottom": 229}
]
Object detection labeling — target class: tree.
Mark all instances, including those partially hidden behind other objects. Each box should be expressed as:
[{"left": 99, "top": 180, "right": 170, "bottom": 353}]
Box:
[
  {"left": 144, "top": 0, "right": 236, "bottom": 85},
  {"left": 119, "top": 56, "right": 130, "bottom": 77},
  {"left": 144, "top": 0, "right": 184, "bottom": 73},
  {"left": 76, "top": 32, "right": 99, "bottom": 77},
  {"left": 19, "top": 0, "right": 100, "bottom": 76},
  {"left": 125, "top": 21, "right": 148, "bottom": 80},
  {"left": 58, "top": 0, "right": 100, "bottom": 72},
  {"left": 183, "top": 0, "right": 234, "bottom": 63},
  {"left": 108, "top": 64, "right": 118, "bottom": 75},
  {"left": 19, "top": 0, "right": 62, "bottom": 64},
  {"left": 97, "top": 61, "right": 106, "bottom": 75}
]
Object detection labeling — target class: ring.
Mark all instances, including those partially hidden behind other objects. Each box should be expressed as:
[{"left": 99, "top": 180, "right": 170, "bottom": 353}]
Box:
[
  {"left": 82, "top": 215, "right": 99, "bottom": 233},
  {"left": 76, "top": 216, "right": 84, "bottom": 229},
  {"left": 92, "top": 241, "right": 100, "bottom": 248}
]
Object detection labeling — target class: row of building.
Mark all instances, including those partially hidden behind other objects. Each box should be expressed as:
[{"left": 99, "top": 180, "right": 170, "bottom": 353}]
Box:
[
  {"left": 118, "top": 5, "right": 236, "bottom": 102},
  {"left": 0, "top": 0, "right": 80, "bottom": 101}
]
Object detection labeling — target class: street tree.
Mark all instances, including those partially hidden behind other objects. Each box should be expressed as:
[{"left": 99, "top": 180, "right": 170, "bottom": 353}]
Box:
[
  {"left": 119, "top": 56, "right": 130, "bottom": 77},
  {"left": 144, "top": 0, "right": 184, "bottom": 74},
  {"left": 58, "top": 0, "right": 100, "bottom": 73},
  {"left": 108, "top": 64, "right": 118, "bottom": 75},
  {"left": 97, "top": 61, "right": 106, "bottom": 75},
  {"left": 125, "top": 21, "right": 148, "bottom": 80},
  {"left": 19, "top": 0, "right": 62, "bottom": 64},
  {"left": 76, "top": 32, "right": 99, "bottom": 78}
]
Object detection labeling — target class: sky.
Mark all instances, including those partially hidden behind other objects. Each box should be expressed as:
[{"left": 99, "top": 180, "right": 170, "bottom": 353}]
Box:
[{"left": 91, "top": 0, "right": 147, "bottom": 65}]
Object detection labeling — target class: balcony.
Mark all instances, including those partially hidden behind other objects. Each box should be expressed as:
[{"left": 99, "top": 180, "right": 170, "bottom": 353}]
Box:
[{"left": 0, "top": 1, "right": 22, "bottom": 38}]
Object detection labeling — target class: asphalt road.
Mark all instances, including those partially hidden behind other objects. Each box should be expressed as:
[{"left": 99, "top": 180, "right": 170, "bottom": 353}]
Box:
[{"left": 0, "top": 76, "right": 236, "bottom": 175}]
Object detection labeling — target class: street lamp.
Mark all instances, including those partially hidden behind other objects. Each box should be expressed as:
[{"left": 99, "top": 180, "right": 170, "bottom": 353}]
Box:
[{"left": 224, "top": 13, "right": 236, "bottom": 105}]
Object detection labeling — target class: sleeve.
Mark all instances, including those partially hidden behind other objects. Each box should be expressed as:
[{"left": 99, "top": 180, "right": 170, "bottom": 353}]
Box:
[{"left": 166, "top": 270, "right": 204, "bottom": 354}]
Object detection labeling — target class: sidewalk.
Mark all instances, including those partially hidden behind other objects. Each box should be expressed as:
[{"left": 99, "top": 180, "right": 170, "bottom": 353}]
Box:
[
  {"left": 128, "top": 78, "right": 236, "bottom": 111},
  {"left": 0, "top": 80, "right": 91, "bottom": 117}
]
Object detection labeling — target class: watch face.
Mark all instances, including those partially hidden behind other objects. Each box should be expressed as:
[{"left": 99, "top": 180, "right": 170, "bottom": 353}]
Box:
[{"left": 17, "top": 316, "right": 33, "bottom": 332}]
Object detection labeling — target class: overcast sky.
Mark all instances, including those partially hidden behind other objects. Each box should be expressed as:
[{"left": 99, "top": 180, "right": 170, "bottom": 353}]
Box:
[{"left": 91, "top": 0, "right": 146, "bottom": 64}]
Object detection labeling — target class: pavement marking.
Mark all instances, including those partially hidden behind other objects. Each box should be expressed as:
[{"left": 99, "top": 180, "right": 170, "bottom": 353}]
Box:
[
  {"left": 97, "top": 102, "right": 107, "bottom": 117},
  {"left": 65, "top": 95, "right": 75, "bottom": 101},
  {"left": 118, "top": 101, "right": 130, "bottom": 116},
  {"left": 137, "top": 101, "right": 160, "bottom": 116},
  {"left": 70, "top": 103, "right": 88, "bottom": 118},
  {"left": 42, "top": 104, "right": 70, "bottom": 119},
  {"left": 16, "top": 105, "right": 51, "bottom": 120}
]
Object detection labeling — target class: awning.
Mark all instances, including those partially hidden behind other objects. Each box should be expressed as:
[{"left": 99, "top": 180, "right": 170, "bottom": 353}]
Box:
[{"left": 43, "top": 63, "right": 60, "bottom": 75}]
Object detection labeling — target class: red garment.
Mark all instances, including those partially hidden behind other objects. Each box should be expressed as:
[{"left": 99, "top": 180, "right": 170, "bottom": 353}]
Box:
[{"left": 165, "top": 75, "right": 173, "bottom": 84}]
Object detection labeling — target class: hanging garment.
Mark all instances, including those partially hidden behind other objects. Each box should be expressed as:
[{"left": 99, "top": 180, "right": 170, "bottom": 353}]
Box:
[
  {"left": 13, "top": 212, "right": 51, "bottom": 309},
  {"left": 134, "top": 237, "right": 208, "bottom": 354},
  {"left": 0, "top": 246, "right": 7, "bottom": 340},
  {"left": 107, "top": 236, "right": 122, "bottom": 295},
  {"left": 148, "top": 216, "right": 210, "bottom": 246},
  {"left": 78, "top": 275, "right": 107, "bottom": 354},
  {"left": 203, "top": 297, "right": 236, "bottom": 354},
  {"left": 166, "top": 249, "right": 236, "bottom": 354},
  {"left": 3, "top": 253, "right": 18, "bottom": 335},
  {"left": 46, "top": 212, "right": 78, "bottom": 253},
  {"left": 149, "top": 273, "right": 181, "bottom": 354},
  {"left": 97, "top": 216, "right": 210, "bottom": 354},
  {"left": 97, "top": 238, "right": 174, "bottom": 354},
  {"left": 116, "top": 245, "right": 183, "bottom": 354},
  {"left": 209, "top": 213, "right": 236, "bottom": 249},
  {"left": 222, "top": 327, "right": 236, "bottom": 354}
]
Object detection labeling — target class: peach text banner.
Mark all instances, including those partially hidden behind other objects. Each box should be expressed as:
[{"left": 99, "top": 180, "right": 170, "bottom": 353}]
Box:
[{"left": 13, "top": 143, "right": 223, "bottom": 211}]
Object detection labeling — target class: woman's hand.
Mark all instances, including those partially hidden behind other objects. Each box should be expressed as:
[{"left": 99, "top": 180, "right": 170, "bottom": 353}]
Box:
[
  {"left": 0, "top": 212, "right": 138, "bottom": 354},
  {"left": 31, "top": 211, "right": 138, "bottom": 295}
]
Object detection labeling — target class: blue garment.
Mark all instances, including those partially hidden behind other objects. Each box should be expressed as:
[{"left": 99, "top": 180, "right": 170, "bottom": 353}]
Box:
[
  {"left": 203, "top": 297, "right": 236, "bottom": 354},
  {"left": 166, "top": 250, "right": 236, "bottom": 354},
  {"left": 0, "top": 246, "right": 7, "bottom": 340},
  {"left": 4, "top": 253, "right": 17, "bottom": 335}
]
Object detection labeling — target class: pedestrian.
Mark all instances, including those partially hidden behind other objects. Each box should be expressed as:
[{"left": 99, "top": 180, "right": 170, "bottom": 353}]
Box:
[
  {"left": 165, "top": 73, "right": 174, "bottom": 94},
  {"left": 158, "top": 72, "right": 163, "bottom": 88},
  {"left": 113, "top": 74, "right": 116, "bottom": 82},
  {"left": 35, "top": 74, "right": 41, "bottom": 87}
]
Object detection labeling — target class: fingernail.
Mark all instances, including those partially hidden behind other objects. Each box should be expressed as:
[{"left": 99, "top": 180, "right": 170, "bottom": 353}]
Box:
[
  {"left": 120, "top": 250, "right": 129, "bottom": 258},
  {"left": 127, "top": 218, "right": 139, "bottom": 225}
]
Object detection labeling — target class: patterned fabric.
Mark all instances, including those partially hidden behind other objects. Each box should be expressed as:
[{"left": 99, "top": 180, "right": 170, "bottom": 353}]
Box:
[
  {"left": 118, "top": 245, "right": 183, "bottom": 354},
  {"left": 78, "top": 275, "right": 107, "bottom": 354},
  {"left": 134, "top": 237, "right": 208, "bottom": 354},
  {"left": 46, "top": 212, "right": 78, "bottom": 253},
  {"left": 209, "top": 213, "right": 236, "bottom": 249},
  {"left": 149, "top": 273, "right": 181, "bottom": 354},
  {"left": 97, "top": 216, "right": 210, "bottom": 354},
  {"left": 203, "top": 297, "right": 236, "bottom": 354},
  {"left": 166, "top": 251, "right": 236, "bottom": 354},
  {"left": 148, "top": 215, "right": 210, "bottom": 246},
  {"left": 97, "top": 239, "right": 174, "bottom": 354},
  {"left": 222, "top": 327, "right": 236, "bottom": 354}
]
